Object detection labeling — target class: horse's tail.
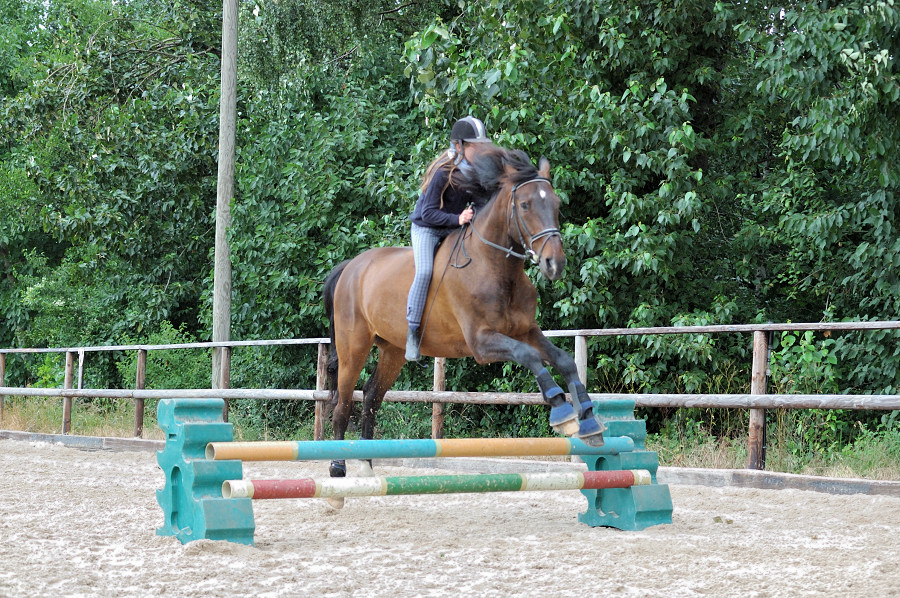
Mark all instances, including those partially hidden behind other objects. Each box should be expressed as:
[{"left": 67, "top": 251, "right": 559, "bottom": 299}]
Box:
[{"left": 323, "top": 260, "right": 351, "bottom": 406}]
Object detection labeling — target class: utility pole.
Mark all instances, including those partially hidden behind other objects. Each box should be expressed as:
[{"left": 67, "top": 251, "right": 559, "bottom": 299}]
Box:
[{"left": 212, "top": 0, "right": 238, "bottom": 404}]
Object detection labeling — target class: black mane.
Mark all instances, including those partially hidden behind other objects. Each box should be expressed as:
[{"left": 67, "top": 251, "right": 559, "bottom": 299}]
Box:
[
  {"left": 453, "top": 144, "right": 540, "bottom": 197},
  {"left": 502, "top": 149, "right": 541, "bottom": 186}
]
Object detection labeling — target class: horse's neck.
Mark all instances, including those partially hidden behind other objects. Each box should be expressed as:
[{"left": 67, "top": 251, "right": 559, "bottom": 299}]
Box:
[
  {"left": 474, "top": 195, "right": 515, "bottom": 250},
  {"left": 467, "top": 195, "right": 528, "bottom": 278}
]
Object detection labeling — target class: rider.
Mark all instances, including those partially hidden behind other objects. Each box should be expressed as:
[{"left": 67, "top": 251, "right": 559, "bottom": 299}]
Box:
[{"left": 406, "top": 116, "right": 491, "bottom": 361}]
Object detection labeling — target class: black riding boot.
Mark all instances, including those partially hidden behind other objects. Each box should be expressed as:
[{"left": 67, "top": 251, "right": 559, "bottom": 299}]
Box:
[{"left": 405, "top": 326, "right": 422, "bottom": 361}]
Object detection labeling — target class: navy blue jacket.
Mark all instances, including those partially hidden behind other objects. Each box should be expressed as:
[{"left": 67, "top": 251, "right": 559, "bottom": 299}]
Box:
[{"left": 410, "top": 164, "right": 487, "bottom": 230}]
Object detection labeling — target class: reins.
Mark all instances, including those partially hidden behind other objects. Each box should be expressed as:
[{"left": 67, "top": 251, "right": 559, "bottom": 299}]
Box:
[{"left": 419, "top": 177, "right": 561, "bottom": 343}]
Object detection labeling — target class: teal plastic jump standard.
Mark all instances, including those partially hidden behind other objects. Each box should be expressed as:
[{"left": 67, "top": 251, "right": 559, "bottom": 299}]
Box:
[
  {"left": 155, "top": 399, "right": 256, "bottom": 545},
  {"left": 155, "top": 397, "right": 673, "bottom": 545}
]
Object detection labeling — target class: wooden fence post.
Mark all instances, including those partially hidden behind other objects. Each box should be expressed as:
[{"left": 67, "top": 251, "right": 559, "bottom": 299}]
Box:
[
  {"left": 432, "top": 358, "right": 446, "bottom": 439},
  {"left": 0, "top": 353, "right": 5, "bottom": 425},
  {"left": 575, "top": 335, "right": 588, "bottom": 385},
  {"left": 220, "top": 346, "right": 232, "bottom": 422},
  {"left": 77, "top": 349, "right": 85, "bottom": 391},
  {"left": 62, "top": 351, "right": 75, "bottom": 434},
  {"left": 134, "top": 349, "right": 147, "bottom": 437},
  {"left": 747, "top": 330, "right": 768, "bottom": 469},
  {"left": 314, "top": 343, "right": 328, "bottom": 441}
]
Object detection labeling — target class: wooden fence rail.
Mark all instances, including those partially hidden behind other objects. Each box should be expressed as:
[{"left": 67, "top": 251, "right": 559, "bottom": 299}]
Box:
[
  {"left": 2, "top": 321, "right": 899, "bottom": 471},
  {"left": 4, "top": 386, "right": 900, "bottom": 410}
]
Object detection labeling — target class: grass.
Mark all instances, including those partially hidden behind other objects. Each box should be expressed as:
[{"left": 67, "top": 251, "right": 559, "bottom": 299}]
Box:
[
  {"left": 0, "top": 396, "right": 166, "bottom": 441},
  {"left": 2, "top": 396, "right": 899, "bottom": 480},
  {"left": 648, "top": 424, "right": 900, "bottom": 480}
]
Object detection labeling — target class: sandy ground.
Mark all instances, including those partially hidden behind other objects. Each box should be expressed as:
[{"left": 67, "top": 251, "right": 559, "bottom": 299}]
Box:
[{"left": 1, "top": 439, "right": 899, "bottom": 598}]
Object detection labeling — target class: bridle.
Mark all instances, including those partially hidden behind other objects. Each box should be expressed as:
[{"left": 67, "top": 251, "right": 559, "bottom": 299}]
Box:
[
  {"left": 468, "top": 177, "right": 562, "bottom": 264},
  {"left": 433, "top": 176, "right": 562, "bottom": 334}
]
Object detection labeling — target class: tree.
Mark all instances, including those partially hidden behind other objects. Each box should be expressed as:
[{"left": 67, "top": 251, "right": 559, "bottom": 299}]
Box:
[{"left": 3, "top": 0, "right": 898, "bottom": 421}]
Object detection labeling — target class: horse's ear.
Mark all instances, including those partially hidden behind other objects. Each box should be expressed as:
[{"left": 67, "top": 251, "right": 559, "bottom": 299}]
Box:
[{"left": 538, "top": 157, "right": 551, "bottom": 178}]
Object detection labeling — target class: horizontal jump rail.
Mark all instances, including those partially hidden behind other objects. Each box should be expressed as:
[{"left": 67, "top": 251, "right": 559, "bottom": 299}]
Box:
[
  {"left": 206, "top": 436, "right": 635, "bottom": 461},
  {"left": 222, "top": 469, "right": 652, "bottom": 499}
]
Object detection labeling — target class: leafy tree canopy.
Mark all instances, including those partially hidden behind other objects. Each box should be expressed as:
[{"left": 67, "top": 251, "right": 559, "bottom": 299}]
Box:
[{"left": 2, "top": 0, "right": 898, "bottom": 423}]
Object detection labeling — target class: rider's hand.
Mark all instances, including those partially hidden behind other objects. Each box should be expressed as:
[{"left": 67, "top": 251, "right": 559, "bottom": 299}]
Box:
[{"left": 458, "top": 207, "right": 474, "bottom": 226}]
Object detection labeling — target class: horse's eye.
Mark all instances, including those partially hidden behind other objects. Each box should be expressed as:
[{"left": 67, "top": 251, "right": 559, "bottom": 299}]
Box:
[{"left": 520, "top": 201, "right": 530, "bottom": 210}]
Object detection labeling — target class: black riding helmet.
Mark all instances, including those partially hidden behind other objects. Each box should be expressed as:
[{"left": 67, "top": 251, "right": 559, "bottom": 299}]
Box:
[{"left": 450, "top": 116, "right": 489, "bottom": 143}]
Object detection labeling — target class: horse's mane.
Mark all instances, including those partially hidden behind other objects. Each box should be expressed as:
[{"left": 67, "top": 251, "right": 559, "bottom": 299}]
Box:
[{"left": 455, "top": 143, "right": 540, "bottom": 197}]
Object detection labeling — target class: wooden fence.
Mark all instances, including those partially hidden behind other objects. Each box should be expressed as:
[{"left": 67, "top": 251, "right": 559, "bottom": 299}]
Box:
[{"left": 2, "top": 321, "right": 900, "bottom": 470}]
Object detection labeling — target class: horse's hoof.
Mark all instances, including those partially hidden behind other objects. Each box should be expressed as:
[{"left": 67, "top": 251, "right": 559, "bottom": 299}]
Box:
[
  {"left": 325, "top": 497, "right": 345, "bottom": 510},
  {"left": 350, "top": 459, "right": 376, "bottom": 477},
  {"left": 552, "top": 420, "right": 580, "bottom": 436},
  {"left": 329, "top": 459, "right": 347, "bottom": 477},
  {"left": 549, "top": 403, "right": 579, "bottom": 436},
  {"left": 576, "top": 417, "right": 606, "bottom": 447}
]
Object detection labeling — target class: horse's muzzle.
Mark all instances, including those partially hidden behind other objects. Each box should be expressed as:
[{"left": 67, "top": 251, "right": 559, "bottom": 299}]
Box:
[{"left": 540, "top": 255, "right": 566, "bottom": 281}]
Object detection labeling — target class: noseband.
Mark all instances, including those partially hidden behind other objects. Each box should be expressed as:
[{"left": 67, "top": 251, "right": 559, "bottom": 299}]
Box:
[{"left": 469, "top": 177, "right": 562, "bottom": 264}]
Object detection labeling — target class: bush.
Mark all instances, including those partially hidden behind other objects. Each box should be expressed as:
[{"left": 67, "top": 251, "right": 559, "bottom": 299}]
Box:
[{"left": 115, "top": 321, "right": 211, "bottom": 390}]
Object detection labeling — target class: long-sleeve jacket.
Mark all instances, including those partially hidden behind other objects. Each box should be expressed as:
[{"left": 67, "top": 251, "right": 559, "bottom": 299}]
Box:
[{"left": 410, "top": 164, "right": 488, "bottom": 230}]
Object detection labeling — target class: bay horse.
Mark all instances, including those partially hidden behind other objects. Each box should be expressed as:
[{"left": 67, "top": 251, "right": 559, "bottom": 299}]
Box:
[{"left": 322, "top": 143, "right": 604, "bottom": 481}]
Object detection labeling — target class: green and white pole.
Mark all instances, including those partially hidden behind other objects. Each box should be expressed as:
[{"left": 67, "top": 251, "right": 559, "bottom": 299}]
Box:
[{"left": 223, "top": 470, "right": 652, "bottom": 500}]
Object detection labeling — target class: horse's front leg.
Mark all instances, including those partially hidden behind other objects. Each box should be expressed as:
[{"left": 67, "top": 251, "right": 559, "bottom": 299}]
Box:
[
  {"left": 468, "top": 330, "right": 594, "bottom": 441},
  {"left": 526, "top": 329, "right": 605, "bottom": 446}
]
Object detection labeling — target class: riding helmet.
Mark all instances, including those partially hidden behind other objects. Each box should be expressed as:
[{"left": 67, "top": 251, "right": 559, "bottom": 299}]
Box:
[{"left": 450, "top": 116, "right": 489, "bottom": 143}]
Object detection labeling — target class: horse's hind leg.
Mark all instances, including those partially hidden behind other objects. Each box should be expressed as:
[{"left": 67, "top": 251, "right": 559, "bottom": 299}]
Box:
[
  {"left": 352, "top": 343, "right": 406, "bottom": 477},
  {"left": 329, "top": 346, "right": 406, "bottom": 488},
  {"left": 361, "top": 343, "right": 406, "bottom": 441},
  {"left": 329, "top": 330, "right": 373, "bottom": 479},
  {"left": 323, "top": 333, "right": 372, "bottom": 510}
]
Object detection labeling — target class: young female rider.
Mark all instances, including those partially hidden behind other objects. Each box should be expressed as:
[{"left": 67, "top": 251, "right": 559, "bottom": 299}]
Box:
[{"left": 405, "top": 116, "right": 491, "bottom": 361}]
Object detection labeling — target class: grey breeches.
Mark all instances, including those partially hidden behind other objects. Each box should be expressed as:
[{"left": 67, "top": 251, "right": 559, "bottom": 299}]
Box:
[{"left": 407, "top": 223, "right": 453, "bottom": 327}]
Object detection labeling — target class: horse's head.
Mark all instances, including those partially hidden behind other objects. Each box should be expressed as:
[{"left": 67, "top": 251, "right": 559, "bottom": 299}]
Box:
[
  {"left": 504, "top": 155, "right": 566, "bottom": 280},
  {"left": 478, "top": 150, "right": 566, "bottom": 280},
  {"left": 462, "top": 144, "right": 566, "bottom": 280}
]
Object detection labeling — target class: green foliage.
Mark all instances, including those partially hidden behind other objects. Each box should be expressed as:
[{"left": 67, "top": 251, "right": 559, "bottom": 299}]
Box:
[
  {"left": 229, "top": 399, "right": 315, "bottom": 441},
  {"left": 0, "top": 163, "right": 45, "bottom": 352},
  {"left": 770, "top": 330, "right": 839, "bottom": 395},
  {"left": 3, "top": 0, "right": 900, "bottom": 445},
  {"left": 371, "top": 403, "right": 553, "bottom": 440},
  {"left": 227, "top": 344, "right": 321, "bottom": 438},
  {"left": 768, "top": 330, "right": 891, "bottom": 469},
  {"left": 730, "top": 2, "right": 900, "bottom": 324},
  {"left": 238, "top": 0, "right": 446, "bottom": 87},
  {"left": 18, "top": 248, "right": 119, "bottom": 347},
  {"left": 116, "top": 321, "right": 211, "bottom": 390},
  {"left": 30, "top": 354, "right": 66, "bottom": 389},
  {"left": 2, "top": 0, "right": 222, "bottom": 359},
  {"left": 227, "top": 72, "right": 421, "bottom": 341}
]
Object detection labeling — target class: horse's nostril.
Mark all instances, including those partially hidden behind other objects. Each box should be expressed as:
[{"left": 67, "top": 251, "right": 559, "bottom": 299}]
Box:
[{"left": 542, "top": 257, "right": 564, "bottom": 280}]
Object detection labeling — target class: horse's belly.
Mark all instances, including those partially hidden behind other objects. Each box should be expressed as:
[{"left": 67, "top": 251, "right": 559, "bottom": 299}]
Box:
[{"left": 355, "top": 248, "right": 413, "bottom": 336}]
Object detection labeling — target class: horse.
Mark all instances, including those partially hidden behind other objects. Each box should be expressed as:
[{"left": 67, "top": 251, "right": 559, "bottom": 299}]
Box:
[{"left": 322, "top": 143, "right": 604, "bottom": 483}]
